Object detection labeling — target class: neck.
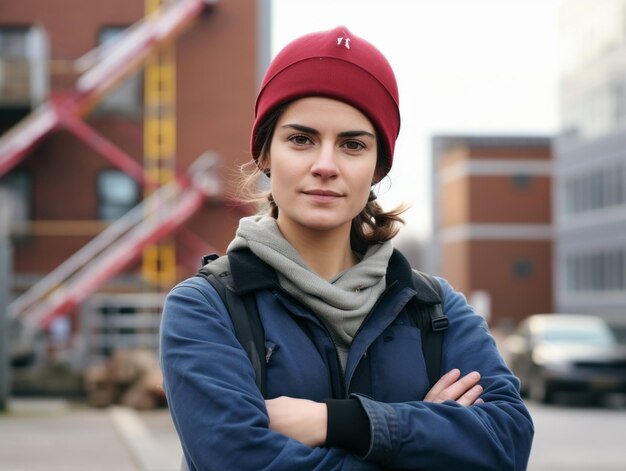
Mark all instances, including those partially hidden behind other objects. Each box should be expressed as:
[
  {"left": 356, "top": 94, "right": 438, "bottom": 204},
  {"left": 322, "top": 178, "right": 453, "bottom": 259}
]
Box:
[{"left": 276, "top": 222, "right": 357, "bottom": 280}]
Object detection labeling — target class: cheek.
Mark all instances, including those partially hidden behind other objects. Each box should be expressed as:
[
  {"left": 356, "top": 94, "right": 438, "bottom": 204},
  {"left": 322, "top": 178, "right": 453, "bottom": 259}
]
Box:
[
  {"left": 356, "top": 183, "right": 372, "bottom": 209},
  {"left": 356, "top": 162, "right": 377, "bottom": 198},
  {"left": 268, "top": 160, "right": 291, "bottom": 203}
]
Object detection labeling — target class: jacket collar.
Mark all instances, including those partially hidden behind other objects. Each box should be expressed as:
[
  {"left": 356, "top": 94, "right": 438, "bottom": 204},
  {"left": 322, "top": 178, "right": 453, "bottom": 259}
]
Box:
[
  {"left": 386, "top": 249, "right": 441, "bottom": 304},
  {"left": 229, "top": 247, "right": 441, "bottom": 304},
  {"left": 228, "top": 248, "right": 279, "bottom": 295}
]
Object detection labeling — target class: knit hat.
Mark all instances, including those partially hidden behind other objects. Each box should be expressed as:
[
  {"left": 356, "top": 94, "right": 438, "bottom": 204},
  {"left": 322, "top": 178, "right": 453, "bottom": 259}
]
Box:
[{"left": 251, "top": 26, "right": 400, "bottom": 175}]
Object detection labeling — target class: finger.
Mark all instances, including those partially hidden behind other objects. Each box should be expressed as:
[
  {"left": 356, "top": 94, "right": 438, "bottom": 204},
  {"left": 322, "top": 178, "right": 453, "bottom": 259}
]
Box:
[
  {"left": 456, "top": 384, "right": 483, "bottom": 407},
  {"left": 424, "top": 369, "right": 461, "bottom": 402},
  {"left": 473, "top": 398, "right": 485, "bottom": 405},
  {"left": 431, "top": 371, "right": 481, "bottom": 403},
  {"left": 447, "top": 371, "right": 481, "bottom": 400}
]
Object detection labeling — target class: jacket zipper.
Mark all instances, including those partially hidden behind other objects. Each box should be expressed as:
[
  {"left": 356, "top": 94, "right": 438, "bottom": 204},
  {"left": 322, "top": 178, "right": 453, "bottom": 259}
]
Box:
[
  {"left": 271, "top": 289, "right": 346, "bottom": 398},
  {"left": 351, "top": 280, "right": 398, "bottom": 340},
  {"left": 342, "top": 281, "right": 398, "bottom": 394}
]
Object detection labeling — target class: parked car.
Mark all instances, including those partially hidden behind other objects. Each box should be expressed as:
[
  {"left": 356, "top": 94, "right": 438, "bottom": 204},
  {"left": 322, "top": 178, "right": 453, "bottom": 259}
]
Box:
[{"left": 502, "top": 314, "right": 626, "bottom": 404}]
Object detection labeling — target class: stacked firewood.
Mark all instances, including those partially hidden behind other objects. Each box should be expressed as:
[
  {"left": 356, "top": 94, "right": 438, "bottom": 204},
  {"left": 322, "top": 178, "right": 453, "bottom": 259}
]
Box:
[{"left": 84, "top": 349, "right": 166, "bottom": 409}]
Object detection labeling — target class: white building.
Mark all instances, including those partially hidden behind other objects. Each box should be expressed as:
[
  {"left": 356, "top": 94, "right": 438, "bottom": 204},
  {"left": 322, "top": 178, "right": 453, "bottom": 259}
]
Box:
[{"left": 555, "top": 0, "right": 626, "bottom": 323}]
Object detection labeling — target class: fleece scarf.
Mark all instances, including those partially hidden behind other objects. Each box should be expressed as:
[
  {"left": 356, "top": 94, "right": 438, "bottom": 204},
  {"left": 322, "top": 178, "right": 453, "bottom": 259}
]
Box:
[{"left": 227, "top": 215, "right": 392, "bottom": 372}]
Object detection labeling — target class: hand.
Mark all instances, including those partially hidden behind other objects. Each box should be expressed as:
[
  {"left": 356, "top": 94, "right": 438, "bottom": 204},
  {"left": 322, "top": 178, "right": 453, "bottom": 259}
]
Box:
[
  {"left": 265, "top": 396, "right": 328, "bottom": 447},
  {"left": 424, "top": 368, "right": 484, "bottom": 406}
]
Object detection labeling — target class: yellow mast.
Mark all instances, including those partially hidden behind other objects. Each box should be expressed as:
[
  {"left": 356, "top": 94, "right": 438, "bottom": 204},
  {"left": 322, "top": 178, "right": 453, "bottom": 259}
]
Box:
[{"left": 142, "top": 0, "right": 177, "bottom": 289}]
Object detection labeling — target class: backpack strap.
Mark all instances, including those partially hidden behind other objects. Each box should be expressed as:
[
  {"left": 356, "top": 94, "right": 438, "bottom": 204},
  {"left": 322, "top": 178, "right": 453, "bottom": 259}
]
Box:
[
  {"left": 197, "top": 254, "right": 267, "bottom": 397},
  {"left": 412, "top": 270, "right": 449, "bottom": 388},
  {"left": 196, "top": 253, "right": 448, "bottom": 395}
]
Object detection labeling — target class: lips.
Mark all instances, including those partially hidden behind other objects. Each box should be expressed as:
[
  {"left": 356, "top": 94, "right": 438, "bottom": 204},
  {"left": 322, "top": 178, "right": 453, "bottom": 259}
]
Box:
[
  {"left": 304, "top": 189, "right": 342, "bottom": 197},
  {"left": 302, "top": 189, "right": 343, "bottom": 202}
]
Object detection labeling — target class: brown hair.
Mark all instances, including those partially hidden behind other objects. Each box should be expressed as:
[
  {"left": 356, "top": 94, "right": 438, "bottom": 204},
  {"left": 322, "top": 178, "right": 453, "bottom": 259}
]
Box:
[{"left": 239, "top": 103, "right": 406, "bottom": 245}]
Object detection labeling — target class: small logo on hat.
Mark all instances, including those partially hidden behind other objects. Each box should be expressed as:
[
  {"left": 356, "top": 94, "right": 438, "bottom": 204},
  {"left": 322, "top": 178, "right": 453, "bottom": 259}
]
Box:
[{"left": 336, "top": 36, "right": 351, "bottom": 49}]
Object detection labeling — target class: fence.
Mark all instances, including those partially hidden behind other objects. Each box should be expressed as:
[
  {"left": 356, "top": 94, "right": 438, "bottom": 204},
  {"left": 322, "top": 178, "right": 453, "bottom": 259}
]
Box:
[{"left": 80, "top": 292, "right": 166, "bottom": 368}]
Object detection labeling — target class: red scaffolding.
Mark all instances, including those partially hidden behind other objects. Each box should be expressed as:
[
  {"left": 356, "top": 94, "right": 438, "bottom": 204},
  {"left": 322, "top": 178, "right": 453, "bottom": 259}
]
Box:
[
  {"left": 1, "top": 0, "right": 222, "bottom": 329},
  {"left": 0, "top": 0, "right": 217, "bottom": 184}
]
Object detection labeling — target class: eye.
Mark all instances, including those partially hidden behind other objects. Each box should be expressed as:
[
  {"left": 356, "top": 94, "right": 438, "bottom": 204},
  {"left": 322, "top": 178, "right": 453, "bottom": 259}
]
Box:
[
  {"left": 342, "top": 140, "right": 366, "bottom": 151},
  {"left": 289, "top": 134, "right": 312, "bottom": 146}
]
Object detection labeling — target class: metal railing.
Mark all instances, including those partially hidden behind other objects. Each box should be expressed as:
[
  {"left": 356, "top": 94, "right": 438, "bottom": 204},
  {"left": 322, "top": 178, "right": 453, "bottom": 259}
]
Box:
[
  {"left": 8, "top": 152, "right": 221, "bottom": 330},
  {"left": 80, "top": 292, "right": 165, "bottom": 368}
]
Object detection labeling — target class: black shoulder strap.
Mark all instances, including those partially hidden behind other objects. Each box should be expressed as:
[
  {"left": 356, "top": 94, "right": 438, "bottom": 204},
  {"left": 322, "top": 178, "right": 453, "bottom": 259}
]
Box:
[
  {"left": 412, "top": 271, "right": 449, "bottom": 388},
  {"left": 197, "top": 254, "right": 266, "bottom": 397},
  {"left": 197, "top": 254, "right": 447, "bottom": 395}
]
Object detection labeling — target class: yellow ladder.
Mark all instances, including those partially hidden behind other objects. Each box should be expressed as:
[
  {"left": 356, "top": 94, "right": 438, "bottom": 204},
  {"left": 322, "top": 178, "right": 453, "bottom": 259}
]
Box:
[{"left": 142, "top": 0, "right": 177, "bottom": 288}]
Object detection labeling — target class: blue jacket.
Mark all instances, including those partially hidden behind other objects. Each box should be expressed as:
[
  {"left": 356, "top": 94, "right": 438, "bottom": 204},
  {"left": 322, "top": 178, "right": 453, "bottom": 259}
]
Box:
[{"left": 160, "top": 249, "right": 533, "bottom": 470}]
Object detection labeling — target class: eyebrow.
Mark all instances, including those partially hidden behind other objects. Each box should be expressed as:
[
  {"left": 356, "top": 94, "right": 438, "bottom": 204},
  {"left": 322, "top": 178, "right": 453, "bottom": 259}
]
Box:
[{"left": 281, "top": 123, "right": 375, "bottom": 139}]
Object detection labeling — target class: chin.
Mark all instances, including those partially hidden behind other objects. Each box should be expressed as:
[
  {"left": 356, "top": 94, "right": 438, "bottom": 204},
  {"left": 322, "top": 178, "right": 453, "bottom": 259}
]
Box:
[
  {"left": 301, "top": 221, "right": 340, "bottom": 232},
  {"left": 297, "top": 216, "right": 349, "bottom": 233}
]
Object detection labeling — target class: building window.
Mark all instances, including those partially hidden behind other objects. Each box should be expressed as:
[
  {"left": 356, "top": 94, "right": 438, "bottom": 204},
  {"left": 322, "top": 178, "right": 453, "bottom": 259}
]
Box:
[
  {"left": 0, "top": 26, "right": 48, "bottom": 107},
  {"left": 0, "top": 169, "right": 32, "bottom": 221},
  {"left": 95, "top": 26, "right": 142, "bottom": 115},
  {"left": 563, "top": 163, "right": 626, "bottom": 216},
  {"left": 513, "top": 260, "right": 534, "bottom": 279},
  {"left": 565, "top": 249, "right": 626, "bottom": 292},
  {"left": 97, "top": 170, "right": 139, "bottom": 220},
  {"left": 0, "top": 27, "right": 28, "bottom": 57},
  {"left": 612, "top": 79, "right": 626, "bottom": 129},
  {"left": 512, "top": 174, "right": 532, "bottom": 190}
]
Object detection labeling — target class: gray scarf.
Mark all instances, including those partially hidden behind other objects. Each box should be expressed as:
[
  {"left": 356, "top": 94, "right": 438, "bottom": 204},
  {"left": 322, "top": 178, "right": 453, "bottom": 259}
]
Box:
[{"left": 227, "top": 215, "right": 392, "bottom": 372}]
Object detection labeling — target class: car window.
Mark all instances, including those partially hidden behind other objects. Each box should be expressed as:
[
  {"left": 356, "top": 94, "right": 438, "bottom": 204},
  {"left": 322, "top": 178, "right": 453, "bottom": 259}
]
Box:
[{"left": 541, "top": 324, "right": 616, "bottom": 346}]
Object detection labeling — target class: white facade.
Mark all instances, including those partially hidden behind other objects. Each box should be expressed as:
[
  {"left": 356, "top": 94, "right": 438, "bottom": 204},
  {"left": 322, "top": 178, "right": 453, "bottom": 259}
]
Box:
[
  {"left": 555, "top": 0, "right": 626, "bottom": 323},
  {"left": 559, "top": 0, "right": 626, "bottom": 140}
]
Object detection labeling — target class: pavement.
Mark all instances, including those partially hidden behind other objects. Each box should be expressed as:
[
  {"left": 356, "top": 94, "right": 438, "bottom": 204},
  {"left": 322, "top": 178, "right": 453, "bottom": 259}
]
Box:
[
  {"left": 0, "top": 398, "right": 183, "bottom": 471},
  {"left": 0, "top": 330, "right": 524, "bottom": 471}
]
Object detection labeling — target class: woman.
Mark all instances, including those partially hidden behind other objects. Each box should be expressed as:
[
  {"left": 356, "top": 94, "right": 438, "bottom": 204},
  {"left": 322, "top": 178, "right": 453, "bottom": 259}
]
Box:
[{"left": 160, "top": 26, "right": 533, "bottom": 470}]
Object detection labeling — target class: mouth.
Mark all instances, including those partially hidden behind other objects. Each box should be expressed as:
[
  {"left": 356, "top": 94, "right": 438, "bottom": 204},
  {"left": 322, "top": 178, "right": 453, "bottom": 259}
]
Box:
[{"left": 302, "top": 189, "right": 343, "bottom": 202}]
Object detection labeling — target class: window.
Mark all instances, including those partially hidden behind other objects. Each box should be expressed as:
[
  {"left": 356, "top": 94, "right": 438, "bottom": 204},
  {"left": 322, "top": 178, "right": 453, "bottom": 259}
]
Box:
[
  {"left": 0, "top": 27, "right": 28, "bottom": 57},
  {"left": 566, "top": 258, "right": 577, "bottom": 291},
  {"left": 565, "top": 248, "right": 626, "bottom": 292},
  {"left": 513, "top": 259, "right": 534, "bottom": 279},
  {"left": 97, "top": 170, "right": 139, "bottom": 220},
  {"left": 512, "top": 174, "right": 532, "bottom": 190},
  {"left": 612, "top": 80, "right": 626, "bottom": 128},
  {"left": 0, "top": 169, "right": 32, "bottom": 221},
  {"left": 96, "top": 26, "right": 142, "bottom": 115},
  {"left": 1, "top": 27, "right": 30, "bottom": 105},
  {"left": 0, "top": 26, "right": 48, "bottom": 107},
  {"left": 605, "top": 167, "right": 622, "bottom": 207},
  {"left": 563, "top": 163, "right": 626, "bottom": 216}
]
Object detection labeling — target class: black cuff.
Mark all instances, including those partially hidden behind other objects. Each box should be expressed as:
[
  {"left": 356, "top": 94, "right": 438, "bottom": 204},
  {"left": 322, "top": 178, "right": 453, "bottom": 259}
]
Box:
[{"left": 324, "top": 398, "right": 371, "bottom": 456}]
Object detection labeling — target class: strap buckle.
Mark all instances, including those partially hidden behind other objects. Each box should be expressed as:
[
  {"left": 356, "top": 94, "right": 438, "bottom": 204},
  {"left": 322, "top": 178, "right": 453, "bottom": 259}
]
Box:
[
  {"left": 431, "top": 315, "right": 449, "bottom": 332},
  {"left": 201, "top": 253, "right": 219, "bottom": 266}
]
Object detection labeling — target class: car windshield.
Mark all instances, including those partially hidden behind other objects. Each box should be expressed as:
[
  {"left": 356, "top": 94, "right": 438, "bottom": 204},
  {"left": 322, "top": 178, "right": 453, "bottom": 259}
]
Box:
[{"left": 541, "top": 324, "right": 616, "bottom": 346}]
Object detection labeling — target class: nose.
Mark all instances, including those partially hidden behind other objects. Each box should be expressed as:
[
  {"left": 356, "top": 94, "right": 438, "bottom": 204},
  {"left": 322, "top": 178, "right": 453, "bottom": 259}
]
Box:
[{"left": 310, "top": 143, "right": 339, "bottom": 179}]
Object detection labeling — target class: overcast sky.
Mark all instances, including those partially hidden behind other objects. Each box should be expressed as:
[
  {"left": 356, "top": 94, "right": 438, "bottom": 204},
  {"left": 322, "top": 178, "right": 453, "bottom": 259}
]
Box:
[{"left": 271, "top": 0, "right": 561, "bottom": 239}]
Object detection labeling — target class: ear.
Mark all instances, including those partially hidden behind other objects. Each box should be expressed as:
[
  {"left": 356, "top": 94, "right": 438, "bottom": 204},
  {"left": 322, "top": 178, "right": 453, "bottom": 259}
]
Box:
[
  {"left": 372, "top": 167, "right": 385, "bottom": 185},
  {"left": 258, "top": 152, "right": 271, "bottom": 176},
  {"left": 371, "top": 154, "right": 390, "bottom": 184}
]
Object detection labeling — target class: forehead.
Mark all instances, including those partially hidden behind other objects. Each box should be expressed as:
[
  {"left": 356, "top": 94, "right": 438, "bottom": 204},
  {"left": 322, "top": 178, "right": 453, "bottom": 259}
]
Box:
[{"left": 278, "top": 97, "right": 375, "bottom": 132}]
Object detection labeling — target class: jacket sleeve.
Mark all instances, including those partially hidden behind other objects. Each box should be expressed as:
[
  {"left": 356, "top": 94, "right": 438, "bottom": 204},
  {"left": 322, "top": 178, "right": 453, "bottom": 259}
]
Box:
[
  {"left": 354, "top": 277, "right": 534, "bottom": 471},
  {"left": 160, "top": 277, "right": 380, "bottom": 471}
]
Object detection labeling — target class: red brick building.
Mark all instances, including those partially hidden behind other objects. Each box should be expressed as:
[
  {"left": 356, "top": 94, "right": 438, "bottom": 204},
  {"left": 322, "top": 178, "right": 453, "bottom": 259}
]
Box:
[
  {"left": 1, "top": 0, "right": 267, "bottom": 275},
  {"left": 431, "top": 135, "right": 553, "bottom": 328},
  {"left": 0, "top": 0, "right": 270, "bottom": 370},
  {"left": 1, "top": 0, "right": 270, "bottom": 281}
]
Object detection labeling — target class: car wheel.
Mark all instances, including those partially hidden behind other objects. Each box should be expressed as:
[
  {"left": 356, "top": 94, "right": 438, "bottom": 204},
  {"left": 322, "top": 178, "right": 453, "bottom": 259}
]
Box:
[{"left": 529, "top": 370, "right": 554, "bottom": 404}]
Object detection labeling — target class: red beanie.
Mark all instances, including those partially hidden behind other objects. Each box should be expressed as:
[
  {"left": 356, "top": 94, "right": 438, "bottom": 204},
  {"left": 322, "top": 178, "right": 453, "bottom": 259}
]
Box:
[{"left": 251, "top": 26, "right": 400, "bottom": 175}]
